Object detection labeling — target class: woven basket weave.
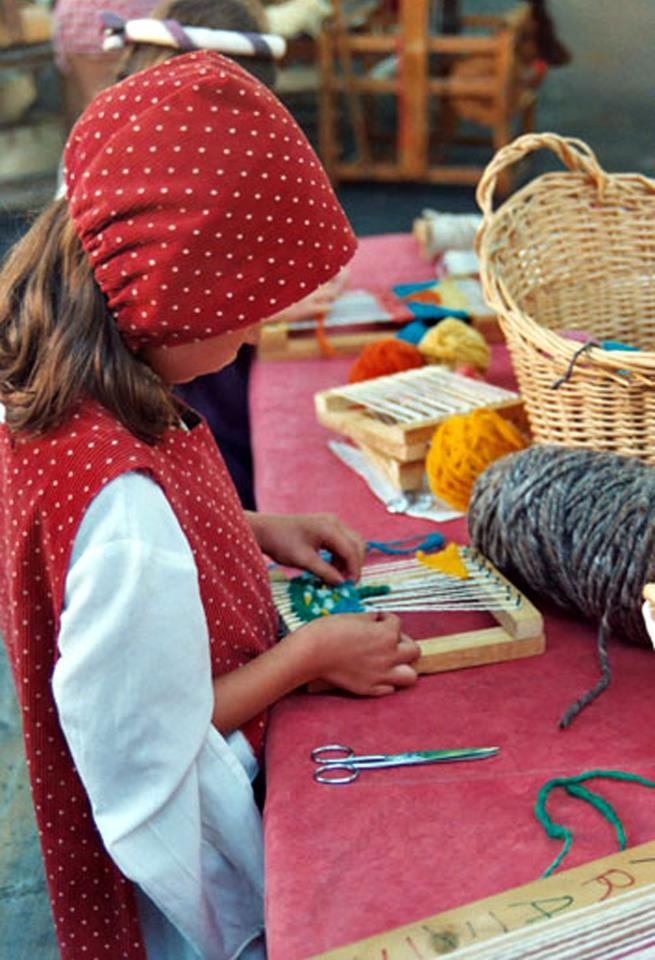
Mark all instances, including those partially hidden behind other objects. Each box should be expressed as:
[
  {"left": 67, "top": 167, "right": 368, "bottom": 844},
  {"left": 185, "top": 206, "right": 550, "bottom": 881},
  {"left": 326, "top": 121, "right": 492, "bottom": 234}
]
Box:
[{"left": 476, "top": 132, "right": 655, "bottom": 461}]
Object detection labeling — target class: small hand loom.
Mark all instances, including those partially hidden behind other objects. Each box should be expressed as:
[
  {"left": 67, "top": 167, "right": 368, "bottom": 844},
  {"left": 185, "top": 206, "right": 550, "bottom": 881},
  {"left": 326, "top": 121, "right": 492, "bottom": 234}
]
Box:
[
  {"left": 315, "top": 365, "right": 526, "bottom": 491},
  {"left": 258, "top": 288, "right": 413, "bottom": 360},
  {"left": 258, "top": 281, "right": 499, "bottom": 361},
  {"left": 271, "top": 547, "right": 545, "bottom": 674}
]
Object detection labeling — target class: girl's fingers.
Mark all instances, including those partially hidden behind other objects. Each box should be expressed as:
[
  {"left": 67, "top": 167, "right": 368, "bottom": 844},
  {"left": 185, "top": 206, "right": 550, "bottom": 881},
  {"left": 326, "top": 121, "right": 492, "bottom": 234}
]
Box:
[
  {"left": 319, "top": 524, "right": 365, "bottom": 583},
  {"left": 303, "top": 553, "right": 345, "bottom": 585},
  {"left": 339, "top": 527, "right": 366, "bottom": 578},
  {"left": 387, "top": 663, "right": 419, "bottom": 687},
  {"left": 395, "top": 636, "right": 421, "bottom": 663}
]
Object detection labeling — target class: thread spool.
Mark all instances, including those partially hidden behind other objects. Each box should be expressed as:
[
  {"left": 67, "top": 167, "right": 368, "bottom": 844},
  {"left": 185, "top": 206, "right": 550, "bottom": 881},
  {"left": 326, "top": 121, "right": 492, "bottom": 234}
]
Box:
[
  {"left": 468, "top": 445, "right": 655, "bottom": 725},
  {"left": 414, "top": 210, "right": 482, "bottom": 258}
]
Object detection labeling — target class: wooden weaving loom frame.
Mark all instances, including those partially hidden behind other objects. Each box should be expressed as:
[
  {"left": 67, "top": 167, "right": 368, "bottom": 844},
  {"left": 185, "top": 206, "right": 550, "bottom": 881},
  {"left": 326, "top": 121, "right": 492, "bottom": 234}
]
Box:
[
  {"left": 315, "top": 365, "right": 526, "bottom": 491},
  {"left": 257, "top": 288, "right": 414, "bottom": 361},
  {"left": 257, "top": 283, "right": 499, "bottom": 361},
  {"left": 272, "top": 547, "right": 545, "bottom": 674}
]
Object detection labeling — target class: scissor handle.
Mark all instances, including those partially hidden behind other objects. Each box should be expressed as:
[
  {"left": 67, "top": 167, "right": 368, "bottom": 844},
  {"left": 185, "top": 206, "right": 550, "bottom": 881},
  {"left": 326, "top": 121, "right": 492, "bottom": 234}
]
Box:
[
  {"left": 313, "top": 764, "right": 360, "bottom": 785},
  {"left": 310, "top": 744, "right": 354, "bottom": 764}
]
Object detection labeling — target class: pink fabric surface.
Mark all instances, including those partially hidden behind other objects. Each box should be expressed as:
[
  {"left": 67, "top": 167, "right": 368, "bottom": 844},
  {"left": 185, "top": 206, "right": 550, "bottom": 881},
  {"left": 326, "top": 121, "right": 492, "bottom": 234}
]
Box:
[{"left": 251, "top": 234, "right": 655, "bottom": 960}]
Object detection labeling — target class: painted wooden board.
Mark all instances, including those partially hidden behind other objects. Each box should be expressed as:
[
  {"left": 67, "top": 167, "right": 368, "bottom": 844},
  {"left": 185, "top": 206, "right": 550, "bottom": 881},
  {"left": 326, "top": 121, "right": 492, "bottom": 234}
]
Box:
[{"left": 310, "top": 840, "right": 655, "bottom": 959}]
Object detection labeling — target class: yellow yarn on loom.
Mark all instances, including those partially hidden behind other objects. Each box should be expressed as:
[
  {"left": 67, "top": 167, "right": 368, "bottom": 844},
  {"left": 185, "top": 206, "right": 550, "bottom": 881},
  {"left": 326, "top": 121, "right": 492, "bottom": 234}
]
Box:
[
  {"left": 416, "top": 543, "right": 469, "bottom": 579},
  {"left": 418, "top": 317, "right": 491, "bottom": 372},
  {"left": 426, "top": 408, "right": 528, "bottom": 511}
]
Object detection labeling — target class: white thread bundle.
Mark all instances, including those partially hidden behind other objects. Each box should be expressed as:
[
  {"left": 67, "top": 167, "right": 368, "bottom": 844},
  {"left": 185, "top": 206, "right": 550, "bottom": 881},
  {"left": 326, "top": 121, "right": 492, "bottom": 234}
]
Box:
[
  {"left": 327, "top": 366, "right": 518, "bottom": 424},
  {"left": 419, "top": 209, "right": 483, "bottom": 255},
  {"left": 103, "top": 18, "right": 287, "bottom": 59}
]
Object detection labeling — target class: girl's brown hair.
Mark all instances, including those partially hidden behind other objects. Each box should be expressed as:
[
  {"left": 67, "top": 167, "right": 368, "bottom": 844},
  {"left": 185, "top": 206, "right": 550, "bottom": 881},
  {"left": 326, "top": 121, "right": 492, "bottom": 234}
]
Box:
[
  {"left": 115, "top": 0, "right": 275, "bottom": 87},
  {"left": 0, "top": 199, "right": 180, "bottom": 445}
]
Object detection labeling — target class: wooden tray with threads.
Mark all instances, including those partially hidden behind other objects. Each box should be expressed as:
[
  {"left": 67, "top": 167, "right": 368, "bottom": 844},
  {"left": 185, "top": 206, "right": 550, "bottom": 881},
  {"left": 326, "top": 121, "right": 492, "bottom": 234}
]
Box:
[
  {"left": 315, "top": 366, "right": 526, "bottom": 475},
  {"left": 257, "top": 288, "right": 414, "bottom": 361},
  {"left": 257, "top": 281, "right": 500, "bottom": 360},
  {"left": 271, "top": 547, "right": 545, "bottom": 674}
]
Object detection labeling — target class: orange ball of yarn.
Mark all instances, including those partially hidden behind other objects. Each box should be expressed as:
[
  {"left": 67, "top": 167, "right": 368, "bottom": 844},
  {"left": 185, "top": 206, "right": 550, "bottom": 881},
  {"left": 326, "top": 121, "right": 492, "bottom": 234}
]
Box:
[
  {"left": 426, "top": 408, "right": 528, "bottom": 511},
  {"left": 348, "top": 338, "right": 424, "bottom": 383}
]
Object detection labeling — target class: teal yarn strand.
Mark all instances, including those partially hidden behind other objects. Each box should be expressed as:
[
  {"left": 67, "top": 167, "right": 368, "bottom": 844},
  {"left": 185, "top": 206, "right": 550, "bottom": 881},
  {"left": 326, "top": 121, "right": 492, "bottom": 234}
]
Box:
[
  {"left": 536, "top": 770, "right": 655, "bottom": 877},
  {"left": 366, "top": 531, "right": 445, "bottom": 556},
  {"left": 565, "top": 783, "right": 625, "bottom": 848}
]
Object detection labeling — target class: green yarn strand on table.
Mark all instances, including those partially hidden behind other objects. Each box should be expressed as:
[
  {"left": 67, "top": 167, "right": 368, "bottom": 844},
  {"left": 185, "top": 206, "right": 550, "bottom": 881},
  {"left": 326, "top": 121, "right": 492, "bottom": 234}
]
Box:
[{"left": 535, "top": 769, "right": 655, "bottom": 877}]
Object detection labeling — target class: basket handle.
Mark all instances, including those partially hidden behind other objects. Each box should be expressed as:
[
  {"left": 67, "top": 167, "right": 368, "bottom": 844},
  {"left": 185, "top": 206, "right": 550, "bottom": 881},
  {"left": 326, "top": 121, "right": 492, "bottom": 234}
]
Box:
[{"left": 476, "top": 133, "right": 608, "bottom": 222}]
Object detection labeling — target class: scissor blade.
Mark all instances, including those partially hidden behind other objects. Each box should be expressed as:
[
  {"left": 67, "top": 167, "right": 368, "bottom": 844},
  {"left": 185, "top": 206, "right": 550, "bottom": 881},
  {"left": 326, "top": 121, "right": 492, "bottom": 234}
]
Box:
[{"left": 372, "top": 747, "right": 500, "bottom": 768}]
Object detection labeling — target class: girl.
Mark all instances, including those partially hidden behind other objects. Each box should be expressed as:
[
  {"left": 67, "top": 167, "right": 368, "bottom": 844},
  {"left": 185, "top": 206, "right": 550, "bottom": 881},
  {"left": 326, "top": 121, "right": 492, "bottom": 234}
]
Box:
[
  {"left": 104, "top": 0, "right": 338, "bottom": 510},
  {"left": 0, "top": 52, "right": 419, "bottom": 960}
]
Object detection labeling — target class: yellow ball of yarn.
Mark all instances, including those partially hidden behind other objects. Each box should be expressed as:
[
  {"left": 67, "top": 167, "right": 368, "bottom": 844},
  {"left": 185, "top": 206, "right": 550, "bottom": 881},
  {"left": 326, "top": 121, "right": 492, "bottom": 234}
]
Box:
[
  {"left": 418, "top": 317, "right": 490, "bottom": 372},
  {"left": 426, "top": 408, "right": 527, "bottom": 511}
]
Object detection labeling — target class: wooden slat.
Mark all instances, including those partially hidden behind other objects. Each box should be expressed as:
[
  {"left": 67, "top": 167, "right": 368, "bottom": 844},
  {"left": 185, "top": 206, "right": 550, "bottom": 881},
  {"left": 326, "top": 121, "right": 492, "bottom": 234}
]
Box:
[
  {"left": 358, "top": 442, "right": 425, "bottom": 492},
  {"left": 417, "top": 625, "right": 544, "bottom": 674},
  {"left": 258, "top": 327, "right": 391, "bottom": 361},
  {"left": 397, "top": 0, "right": 428, "bottom": 177}
]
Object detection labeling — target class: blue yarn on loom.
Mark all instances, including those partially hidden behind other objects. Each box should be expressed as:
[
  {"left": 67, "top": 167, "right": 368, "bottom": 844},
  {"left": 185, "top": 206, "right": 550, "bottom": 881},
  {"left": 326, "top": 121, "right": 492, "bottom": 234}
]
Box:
[
  {"left": 396, "top": 319, "right": 431, "bottom": 344},
  {"left": 393, "top": 280, "right": 438, "bottom": 297},
  {"left": 317, "top": 533, "right": 445, "bottom": 566},
  {"left": 366, "top": 532, "right": 445, "bottom": 555},
  {"left": 405, "top": 303, "right": 469, "bottom": 322},
  {"left": 601, "top": 340, "right": 640, "bottom": 352}
]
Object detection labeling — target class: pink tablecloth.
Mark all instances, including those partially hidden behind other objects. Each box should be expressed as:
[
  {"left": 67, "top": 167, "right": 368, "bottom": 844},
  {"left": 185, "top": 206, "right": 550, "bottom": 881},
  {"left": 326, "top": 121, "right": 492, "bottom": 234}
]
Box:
[{"left": 250, "top": 234, "right": 655, "bottom": 960}]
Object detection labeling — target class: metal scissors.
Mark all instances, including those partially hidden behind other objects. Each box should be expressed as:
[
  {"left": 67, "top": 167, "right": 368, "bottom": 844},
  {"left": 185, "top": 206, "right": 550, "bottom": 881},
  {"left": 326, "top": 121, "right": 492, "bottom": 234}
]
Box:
[{"left": 311, "top": 743, "right": 500, "bottom": 785}]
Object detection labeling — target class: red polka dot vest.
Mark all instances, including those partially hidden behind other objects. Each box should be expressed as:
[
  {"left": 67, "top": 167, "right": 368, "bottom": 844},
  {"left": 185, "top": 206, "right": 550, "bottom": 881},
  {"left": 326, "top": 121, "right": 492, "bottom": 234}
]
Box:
[{"left": 0, "top": 400, "right": 278, "bottom": 959}]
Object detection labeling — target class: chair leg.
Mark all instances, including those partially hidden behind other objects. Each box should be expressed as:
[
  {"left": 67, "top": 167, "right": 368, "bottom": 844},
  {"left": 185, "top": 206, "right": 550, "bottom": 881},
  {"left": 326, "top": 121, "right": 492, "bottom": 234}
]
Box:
[
  {"left": 317, "top": 29, "right": 338, "bottom": 182},
  {"left": 521, "top": 96, "right": 537, "bottom": 135},
  {"left": 492, "top": 120, "right": 513, "bottom": 195}
]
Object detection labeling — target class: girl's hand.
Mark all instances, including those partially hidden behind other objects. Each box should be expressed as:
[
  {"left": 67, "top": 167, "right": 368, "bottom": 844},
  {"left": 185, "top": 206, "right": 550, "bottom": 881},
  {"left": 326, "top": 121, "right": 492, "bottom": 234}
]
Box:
[
  {"left": 247, "top": 511, "right": 365, "bottom": 584},
  {"left": 290, "top": 611, "right": 421, "bottom": 696},
  {"left": 264, "top": 268, "right": 349, "bottom": 326},
  {"left": 211, "top": 611, "right": 419, "bottom": 733}
]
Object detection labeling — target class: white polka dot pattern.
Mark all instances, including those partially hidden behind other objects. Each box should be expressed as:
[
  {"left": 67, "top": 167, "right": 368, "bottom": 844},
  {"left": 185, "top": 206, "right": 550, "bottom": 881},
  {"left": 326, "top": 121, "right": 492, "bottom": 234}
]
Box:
[
  {"left": 0, "top": 399, "right": 278, "bottom": 958},
  {"left": 64, "top": 50, "right": 357, "bottom": 351}
]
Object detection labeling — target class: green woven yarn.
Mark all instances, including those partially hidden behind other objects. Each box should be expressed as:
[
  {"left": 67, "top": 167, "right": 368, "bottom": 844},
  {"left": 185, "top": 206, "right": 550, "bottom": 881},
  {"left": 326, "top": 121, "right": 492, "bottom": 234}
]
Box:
[{"left": 288, "top": 573, "right": 391, "bottom": 622}]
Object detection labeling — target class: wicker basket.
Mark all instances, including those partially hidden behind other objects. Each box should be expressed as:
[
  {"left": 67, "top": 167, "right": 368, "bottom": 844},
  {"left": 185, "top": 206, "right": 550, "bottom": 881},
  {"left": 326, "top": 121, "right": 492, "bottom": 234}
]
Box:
[{"left": 476, "top": 132, "right": 655, "bottom": 461}]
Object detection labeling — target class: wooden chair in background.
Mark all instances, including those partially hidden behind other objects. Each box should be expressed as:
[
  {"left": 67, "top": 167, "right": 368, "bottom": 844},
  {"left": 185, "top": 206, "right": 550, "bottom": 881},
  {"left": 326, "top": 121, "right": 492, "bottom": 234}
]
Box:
[{"left": 317, "top": 0, "right": 543, "bottom": 192}]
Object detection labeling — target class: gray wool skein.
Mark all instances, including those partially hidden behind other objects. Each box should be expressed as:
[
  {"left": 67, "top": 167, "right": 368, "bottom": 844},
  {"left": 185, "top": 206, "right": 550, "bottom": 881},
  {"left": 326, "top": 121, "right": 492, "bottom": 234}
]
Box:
[{"left": 468, "top": 445, "right": 655, "bottom": 726}]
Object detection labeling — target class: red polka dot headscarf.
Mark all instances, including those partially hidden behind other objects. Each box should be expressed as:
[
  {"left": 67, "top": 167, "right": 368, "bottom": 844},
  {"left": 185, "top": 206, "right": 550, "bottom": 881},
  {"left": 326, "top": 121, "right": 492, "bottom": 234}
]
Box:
[{"left": 64, "top": 50, "right": 357, "bottom": 351}]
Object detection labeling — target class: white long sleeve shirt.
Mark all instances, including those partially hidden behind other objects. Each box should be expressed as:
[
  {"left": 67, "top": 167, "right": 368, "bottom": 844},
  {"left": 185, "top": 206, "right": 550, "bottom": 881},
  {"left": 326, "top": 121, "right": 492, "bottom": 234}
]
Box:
[{"left": 51, "top": 471, "right": 266, "bottom": 960}]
